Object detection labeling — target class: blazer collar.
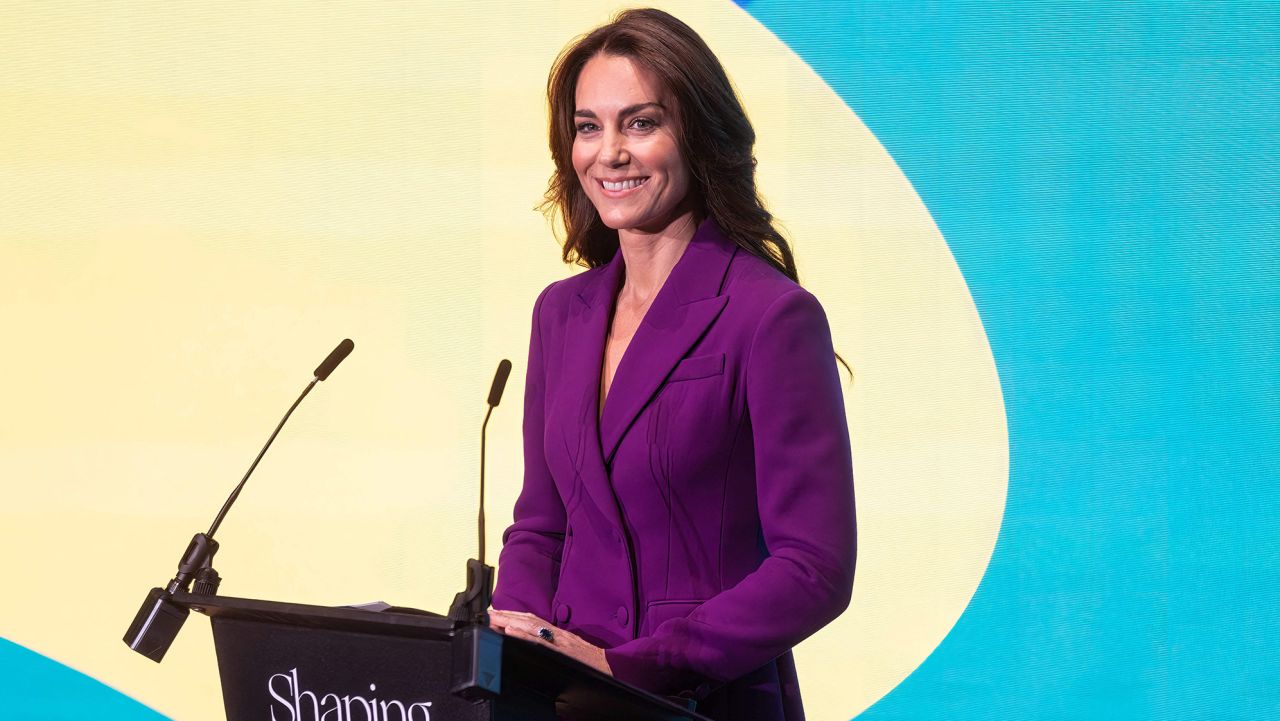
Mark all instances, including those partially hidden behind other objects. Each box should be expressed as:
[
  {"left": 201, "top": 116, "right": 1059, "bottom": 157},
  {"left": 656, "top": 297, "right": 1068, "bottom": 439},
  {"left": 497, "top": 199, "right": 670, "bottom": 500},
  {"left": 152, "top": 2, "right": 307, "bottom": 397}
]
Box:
[{"left": 574, "top": 217, "right": 737, "bottom": 467}]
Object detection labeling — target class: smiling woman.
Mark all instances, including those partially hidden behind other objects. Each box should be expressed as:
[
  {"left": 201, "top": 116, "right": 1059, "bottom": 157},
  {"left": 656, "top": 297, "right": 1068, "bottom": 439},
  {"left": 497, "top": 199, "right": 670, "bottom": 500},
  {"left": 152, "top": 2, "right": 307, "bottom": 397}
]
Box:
[
  {"left": 488, "top": 9, "right": 857, "bottom": 721},
  {"left": 538, "top": 7, "right": 800, "bottom": 279}
]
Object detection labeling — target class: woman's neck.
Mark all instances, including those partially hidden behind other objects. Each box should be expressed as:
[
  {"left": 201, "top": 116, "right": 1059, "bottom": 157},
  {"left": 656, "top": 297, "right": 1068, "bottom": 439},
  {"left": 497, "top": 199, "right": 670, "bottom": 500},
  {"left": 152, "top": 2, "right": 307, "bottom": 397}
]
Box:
[{"left": 615, "top": 211, "right": 700, "bottom": 305}]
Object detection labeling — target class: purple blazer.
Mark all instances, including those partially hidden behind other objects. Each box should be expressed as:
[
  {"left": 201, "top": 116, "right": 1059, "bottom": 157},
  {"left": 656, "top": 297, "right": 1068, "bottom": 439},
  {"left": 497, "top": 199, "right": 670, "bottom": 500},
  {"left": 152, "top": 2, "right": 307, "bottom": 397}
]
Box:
[{"left": 493, "top": 219, "right": 856, "bottom": 721}]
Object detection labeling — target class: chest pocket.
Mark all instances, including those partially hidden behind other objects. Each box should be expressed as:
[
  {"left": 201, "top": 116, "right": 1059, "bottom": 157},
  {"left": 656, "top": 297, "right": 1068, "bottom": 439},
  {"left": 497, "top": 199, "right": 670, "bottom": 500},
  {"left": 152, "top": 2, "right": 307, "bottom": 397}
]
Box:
[
  {"left": 666, "top": 353, "right": 725, "bottom": 383},
  {"left": 648, "top": 352, "right": 733, "bottom": 478}
]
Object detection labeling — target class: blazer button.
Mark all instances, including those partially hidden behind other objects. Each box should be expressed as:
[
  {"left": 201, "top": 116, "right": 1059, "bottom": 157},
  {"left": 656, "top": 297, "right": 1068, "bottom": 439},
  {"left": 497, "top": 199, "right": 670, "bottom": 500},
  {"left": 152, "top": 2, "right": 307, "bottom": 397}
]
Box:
[
  {"left": 555, "top": 603, "right": 572, "bottom": 625},
  {"left": 615, "top": 606, "right": 629, "bottom": 627}
]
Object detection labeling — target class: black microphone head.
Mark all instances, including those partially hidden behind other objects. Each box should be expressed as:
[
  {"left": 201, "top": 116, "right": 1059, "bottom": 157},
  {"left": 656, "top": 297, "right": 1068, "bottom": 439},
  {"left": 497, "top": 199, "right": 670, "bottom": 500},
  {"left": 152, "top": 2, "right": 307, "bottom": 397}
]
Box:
[
  {"left": 487, "top": 359, "right": 512, "bottom": 407},
  {"left": 124, "top": 588, "right": 189, "bottom": 662},
  {"left": 314, "top": 338, "right": 355, "bottom": 381}
]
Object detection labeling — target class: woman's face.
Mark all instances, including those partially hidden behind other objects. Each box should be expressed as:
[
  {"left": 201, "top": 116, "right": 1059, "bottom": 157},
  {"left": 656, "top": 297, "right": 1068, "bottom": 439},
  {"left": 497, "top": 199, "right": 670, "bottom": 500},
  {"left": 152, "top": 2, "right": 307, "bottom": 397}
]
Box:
[{"left": 572, "top": 53, "right": 693, "bottom": 235}]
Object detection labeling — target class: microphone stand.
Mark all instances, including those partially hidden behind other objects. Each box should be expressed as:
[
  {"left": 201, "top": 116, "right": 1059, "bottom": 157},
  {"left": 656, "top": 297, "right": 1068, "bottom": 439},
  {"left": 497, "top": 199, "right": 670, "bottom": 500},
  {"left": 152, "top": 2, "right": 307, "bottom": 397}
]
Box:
[{"left": 448, "top": 359, "right": 511, "bottom": 626}]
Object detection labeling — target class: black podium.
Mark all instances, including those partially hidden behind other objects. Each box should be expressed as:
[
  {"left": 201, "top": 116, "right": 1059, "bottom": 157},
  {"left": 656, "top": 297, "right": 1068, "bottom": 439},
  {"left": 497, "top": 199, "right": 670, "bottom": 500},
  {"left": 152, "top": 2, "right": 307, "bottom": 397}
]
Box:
[{"left": 172, "top": 592, "right": 708, "bottom": 721}]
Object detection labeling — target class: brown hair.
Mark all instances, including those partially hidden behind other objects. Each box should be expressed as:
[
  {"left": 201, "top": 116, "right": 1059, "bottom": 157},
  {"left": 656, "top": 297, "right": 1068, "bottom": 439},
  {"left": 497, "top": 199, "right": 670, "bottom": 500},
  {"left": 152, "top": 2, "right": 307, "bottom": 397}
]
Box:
[{"left": 541, "top": 8, "right": 798, "bottom": 282}]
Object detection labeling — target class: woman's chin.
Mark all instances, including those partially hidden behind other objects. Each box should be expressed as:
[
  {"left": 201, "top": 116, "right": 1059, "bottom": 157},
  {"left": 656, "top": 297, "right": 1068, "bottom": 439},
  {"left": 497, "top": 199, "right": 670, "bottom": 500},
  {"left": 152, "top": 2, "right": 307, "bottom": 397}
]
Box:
[
  {"left": 595, "top": 209, "right": 693, "bottom": 237},
  {"left": 595, "top": 209, "right": 643, "bottom": 231}
]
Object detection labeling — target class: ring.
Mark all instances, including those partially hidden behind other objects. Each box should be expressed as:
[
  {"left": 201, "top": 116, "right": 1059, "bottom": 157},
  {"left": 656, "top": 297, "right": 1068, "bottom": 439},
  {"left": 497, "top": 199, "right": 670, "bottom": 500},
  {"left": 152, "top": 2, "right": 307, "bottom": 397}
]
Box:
[{"left": 537, "top": 626, "right": 555, "bottom": 642}]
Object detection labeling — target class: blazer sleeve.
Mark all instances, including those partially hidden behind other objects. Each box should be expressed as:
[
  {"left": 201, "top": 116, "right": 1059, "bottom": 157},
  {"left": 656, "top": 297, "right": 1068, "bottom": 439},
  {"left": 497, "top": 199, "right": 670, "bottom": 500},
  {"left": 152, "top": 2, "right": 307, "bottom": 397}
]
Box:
[
  {"left": 491, "top": 285, "right": 565, "bottom": 620},
  {"left": 605, "top": 288, "right": 857, "bottom": 695}
]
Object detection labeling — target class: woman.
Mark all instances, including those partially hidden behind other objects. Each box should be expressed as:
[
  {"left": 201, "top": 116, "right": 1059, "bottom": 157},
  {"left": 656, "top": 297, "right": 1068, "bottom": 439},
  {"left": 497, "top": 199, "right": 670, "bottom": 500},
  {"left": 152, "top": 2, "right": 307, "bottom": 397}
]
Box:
[{"left": 489, "top": 9, "right": 856, "bottom": 720}]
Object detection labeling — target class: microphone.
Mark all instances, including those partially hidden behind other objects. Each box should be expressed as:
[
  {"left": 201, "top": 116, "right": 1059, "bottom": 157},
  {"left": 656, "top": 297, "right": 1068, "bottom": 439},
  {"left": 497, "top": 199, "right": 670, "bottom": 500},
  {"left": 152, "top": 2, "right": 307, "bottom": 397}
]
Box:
[
  {"left": 487, "top": 359, "right": 512, "bottom": 408},
  {"left": 448, "top": 359, "right": 511, "bottom": 625},
  {"left": 314, "top": 338, "right": 354, "bottom": 381},
  {"left": 123, "top": 338, "right": 355, "bottom": 662}
]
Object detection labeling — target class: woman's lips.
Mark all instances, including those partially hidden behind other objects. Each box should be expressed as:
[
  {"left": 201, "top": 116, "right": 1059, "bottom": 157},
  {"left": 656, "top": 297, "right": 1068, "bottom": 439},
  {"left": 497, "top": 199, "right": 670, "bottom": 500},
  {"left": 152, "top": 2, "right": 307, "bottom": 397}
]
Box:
[{"left": 598, "top": 176, "right": 650, "bottom": 197}]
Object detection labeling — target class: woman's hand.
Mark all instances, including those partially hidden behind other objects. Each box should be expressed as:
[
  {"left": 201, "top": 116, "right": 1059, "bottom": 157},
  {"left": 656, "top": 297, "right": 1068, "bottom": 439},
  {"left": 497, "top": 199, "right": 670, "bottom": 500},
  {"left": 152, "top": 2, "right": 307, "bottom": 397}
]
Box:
[{"left": 488, "top": 609, "right": 613, "bottom": 676}]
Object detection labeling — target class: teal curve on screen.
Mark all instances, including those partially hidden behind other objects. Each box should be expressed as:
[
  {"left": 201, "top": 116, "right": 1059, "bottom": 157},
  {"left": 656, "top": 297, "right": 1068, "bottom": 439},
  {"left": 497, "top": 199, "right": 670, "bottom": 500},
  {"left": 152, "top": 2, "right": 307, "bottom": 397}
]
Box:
[
  {"left": 0, "top": 638, "right": 168, "bottom": 720},
  {"left": 5, "top": 4, "right": 1276, "bottom": 721}
]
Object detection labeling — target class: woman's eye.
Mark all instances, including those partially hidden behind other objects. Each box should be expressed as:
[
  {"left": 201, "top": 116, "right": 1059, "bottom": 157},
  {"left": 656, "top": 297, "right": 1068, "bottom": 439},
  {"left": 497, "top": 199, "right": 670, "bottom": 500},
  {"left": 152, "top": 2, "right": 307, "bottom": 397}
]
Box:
[
  {"left": 630, "top": 117, "right": 657, "bottom": 130},
  {"left": 575, "top": 122, "right": 599, "bottom": 134}
]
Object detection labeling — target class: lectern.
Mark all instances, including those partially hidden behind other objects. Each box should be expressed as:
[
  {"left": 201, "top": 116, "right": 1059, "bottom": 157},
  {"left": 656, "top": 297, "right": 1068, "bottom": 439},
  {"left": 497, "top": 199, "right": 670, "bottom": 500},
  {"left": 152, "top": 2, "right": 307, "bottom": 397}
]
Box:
[{"left": 170, "top": 592, "right": 708, "bottom": 721}]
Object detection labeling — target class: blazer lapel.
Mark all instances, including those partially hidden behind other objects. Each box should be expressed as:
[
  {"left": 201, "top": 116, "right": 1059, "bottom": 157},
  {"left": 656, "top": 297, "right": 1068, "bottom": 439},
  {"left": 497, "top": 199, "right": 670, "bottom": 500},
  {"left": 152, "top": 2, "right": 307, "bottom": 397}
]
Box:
[
  {"left": 599, "top": 219, "right": 736, "bottom": 464},
  {"left": 564, "top": 251, "right": 626, "bottom": 533}
]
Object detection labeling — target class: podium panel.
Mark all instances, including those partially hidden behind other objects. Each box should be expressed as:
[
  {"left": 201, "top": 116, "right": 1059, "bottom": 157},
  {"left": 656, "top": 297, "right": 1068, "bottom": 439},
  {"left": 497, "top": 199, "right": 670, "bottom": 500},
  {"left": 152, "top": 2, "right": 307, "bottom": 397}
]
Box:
[{"left": 213, "top": 616, "right": 496, "bottom": 721}]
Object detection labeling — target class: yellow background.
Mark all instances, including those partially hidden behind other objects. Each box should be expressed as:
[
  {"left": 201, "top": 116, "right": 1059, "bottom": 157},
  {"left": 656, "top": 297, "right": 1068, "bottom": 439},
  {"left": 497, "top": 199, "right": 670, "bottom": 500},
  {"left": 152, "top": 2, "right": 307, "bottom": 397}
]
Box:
[{"left": 0, "top": 2, "right": 1007, "bottom": 718}]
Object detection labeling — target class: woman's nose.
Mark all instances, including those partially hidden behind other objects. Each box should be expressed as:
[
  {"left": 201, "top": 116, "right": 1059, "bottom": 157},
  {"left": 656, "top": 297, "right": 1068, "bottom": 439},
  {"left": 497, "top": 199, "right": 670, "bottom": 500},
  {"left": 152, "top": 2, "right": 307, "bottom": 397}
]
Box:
[{"left": 599, "top": 128, "right": 628, "bottom": 166}]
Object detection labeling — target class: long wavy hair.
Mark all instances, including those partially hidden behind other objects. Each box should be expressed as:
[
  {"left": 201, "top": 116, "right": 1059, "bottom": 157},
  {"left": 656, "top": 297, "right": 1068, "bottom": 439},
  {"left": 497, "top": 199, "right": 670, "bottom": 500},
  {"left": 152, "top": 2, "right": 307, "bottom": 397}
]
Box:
[{"left": 541, "top": 8, "right": 798, "bottom": 282}]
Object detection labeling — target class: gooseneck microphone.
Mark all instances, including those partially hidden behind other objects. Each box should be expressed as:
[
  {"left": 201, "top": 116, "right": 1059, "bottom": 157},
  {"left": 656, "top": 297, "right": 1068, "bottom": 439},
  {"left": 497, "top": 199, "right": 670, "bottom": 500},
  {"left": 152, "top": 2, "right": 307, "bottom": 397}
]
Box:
[
  {"left": 123, "top": 339, "right": 355, "bottom": 662},
  {"left": 448, "top": 359, "right": 511, "bottom": 624},
  {"left": 479, "top": 359, "right": 512, "bottom": 565}
]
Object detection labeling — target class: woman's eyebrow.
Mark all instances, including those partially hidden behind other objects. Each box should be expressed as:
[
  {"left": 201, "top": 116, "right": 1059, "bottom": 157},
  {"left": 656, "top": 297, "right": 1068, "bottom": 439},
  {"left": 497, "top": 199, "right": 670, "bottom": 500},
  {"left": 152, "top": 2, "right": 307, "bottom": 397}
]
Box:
[{"left": 574, "top": 102, "right": 666, "bottom": 119}]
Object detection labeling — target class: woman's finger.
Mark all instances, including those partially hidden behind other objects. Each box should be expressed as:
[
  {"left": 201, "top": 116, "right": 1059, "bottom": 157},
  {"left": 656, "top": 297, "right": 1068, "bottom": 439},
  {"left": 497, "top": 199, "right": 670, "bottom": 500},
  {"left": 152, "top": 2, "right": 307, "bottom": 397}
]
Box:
[
  {"left": 491, "top": 609, "right": 540, "bottom": 620},
  {"left": 492, "top": 615, "right": 539, "bottom": 637},
  {"left": 490, "top": 611, "right": 555, "bottom": 636},
  {"left": 490, "top": 610, "right": 547, "bottom": 629}
]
